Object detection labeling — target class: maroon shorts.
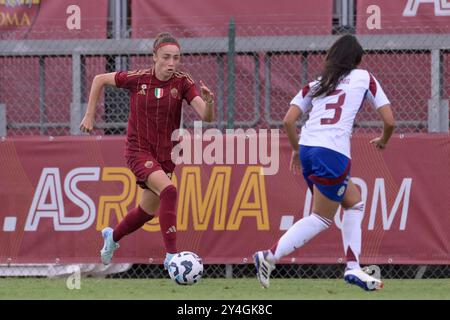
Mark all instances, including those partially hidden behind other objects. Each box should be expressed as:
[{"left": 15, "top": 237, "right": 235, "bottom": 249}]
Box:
[{"left": 126, "top": 152, "right": 175, "bottom": 190}]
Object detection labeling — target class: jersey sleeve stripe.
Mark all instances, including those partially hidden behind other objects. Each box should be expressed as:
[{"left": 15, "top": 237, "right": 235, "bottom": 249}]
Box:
[
  {"left": 174, "top": 71, "right": 195, "bottom": 84},
  {"left": 368, "top": 73, "right": 377, "bottom": 96},
  {"left": 302, "top": 84, "right": 310, "bottom": 98}
]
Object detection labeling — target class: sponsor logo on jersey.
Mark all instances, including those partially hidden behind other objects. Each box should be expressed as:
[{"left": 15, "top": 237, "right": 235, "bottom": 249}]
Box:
[{"left": 138, "top": 84, "right": 147, "bottom": 95}]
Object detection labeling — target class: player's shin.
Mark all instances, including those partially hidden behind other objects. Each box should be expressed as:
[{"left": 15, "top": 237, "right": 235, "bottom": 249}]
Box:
[
  {"left": 341, "top": 201, "right": 364, "bottom": 270},
  {"left": 270, "top": 213, "right": 332, "bottom": 261},
  {"left": 112, "top": 206, "right": 154, "bottom": 242},
  {"left": 158, "top": 185, "right": 178, "bottom": 254}
]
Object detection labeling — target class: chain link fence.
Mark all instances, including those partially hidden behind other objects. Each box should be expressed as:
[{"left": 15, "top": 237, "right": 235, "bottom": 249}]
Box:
[
  {"left": 2, "top": 262, "right": 450, "bottom": 280},
  {"left": 0, "top": 19, "right": 449, "bottom": 280},
  {"left": 105, "top": 263, "right": 450, "bottom": 280},
  {"left": 1, "top": 24, "right": 449, "bottom": 136}
]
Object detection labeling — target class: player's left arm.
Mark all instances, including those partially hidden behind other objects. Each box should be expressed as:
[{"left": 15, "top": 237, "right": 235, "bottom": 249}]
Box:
[
  {"left": 370, "top": 104, "right": 395, "bottom": 149},
  {"left": 190, "top": 80, "right": 215, "bottom": 122},
  {"left": 285, "top": 83, "right": 312, "bottom": 151},
  {"left": 366, "top": 73, "right": 395, "bottom": 150}
]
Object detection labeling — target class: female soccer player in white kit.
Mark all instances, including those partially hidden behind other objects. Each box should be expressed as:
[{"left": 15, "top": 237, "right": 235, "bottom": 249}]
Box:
[{"left": 253, "top": 34, "right": 395, "bottom": 291}]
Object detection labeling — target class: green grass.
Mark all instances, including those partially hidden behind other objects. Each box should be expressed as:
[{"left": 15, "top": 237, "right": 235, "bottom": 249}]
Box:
[{"left": 1, "top": 278, "right": 449, "bottom": 300}]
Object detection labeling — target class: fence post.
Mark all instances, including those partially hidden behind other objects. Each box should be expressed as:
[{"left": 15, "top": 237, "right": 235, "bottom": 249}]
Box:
[
  {"left": 301, "top": 52, "right": 309, "bottom": 86},
  {"left": 253, "top": 53, "right": 261, "bottom": 126},
  {"left": 39, "top": 57, "right": 46, "bottom": 135},
  {"left": 71, "top": 53, "right": 82, "bottom": 135},
  {"left": 264, "top": 53, "right": 271, "bottom": 124},
  {"left": 225, "top": 264, "right": 233, "bottom": 279},
  {"left": 217, "top": 55, "right": 225, "bottom": 130},
  {"left": 415, "top": 265, "right": 428, "bottom": 279},
  {"left": 227, "top": 18, "right": 236, "bottom": 129},
  {"left": 0, "top": 104, "right": 6, "bottom": 136},
  {"left": 114, "top": 0, "right": 128, "bottom": 71},
  {"left": 428, "top": 49, "right": 449, "bottom": 133}
]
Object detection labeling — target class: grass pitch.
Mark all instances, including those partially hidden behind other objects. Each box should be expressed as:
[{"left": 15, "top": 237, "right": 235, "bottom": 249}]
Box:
[{"left": 0, "top": 278, "right": 449, "bottom": 300}]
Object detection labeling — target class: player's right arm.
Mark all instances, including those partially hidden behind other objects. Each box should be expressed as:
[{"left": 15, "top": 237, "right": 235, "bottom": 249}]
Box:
[
  {"left": 285, "top": 84, "right": 313, "bottom": 174},
  {"left": 80, "top": 72, "right": 117, "bottom": 133}
]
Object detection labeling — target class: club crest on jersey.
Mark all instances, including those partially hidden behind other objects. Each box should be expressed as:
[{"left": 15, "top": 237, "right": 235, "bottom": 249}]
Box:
[
  {"left": 138, "top": 84, "right": 147, "bottom": 95},
  {"left": 170, "top": 87, "right": 179, "bottom": 99},
  {"left": 154, "top": 88, "right": 164, "bottom": 99},
  {"left": 144, "top": 160, "right": 153, "bottom": 168}
]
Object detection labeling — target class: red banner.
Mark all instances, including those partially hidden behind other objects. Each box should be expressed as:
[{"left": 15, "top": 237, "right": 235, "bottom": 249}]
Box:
[
  {"left": 0, "top": 134, "right": 449, "bottom": 265},
  {"left": 0, "top": 0, "right": 108, "bottom": 39},
  {"left": 131, "top": 0, "right": 333, "bottom": 37},
  {"left": 356, "top": 0, "right": 450, "bottom": 34}
]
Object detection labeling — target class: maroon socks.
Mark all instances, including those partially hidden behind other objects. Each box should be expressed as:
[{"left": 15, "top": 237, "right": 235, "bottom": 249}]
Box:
[
  {"left": 113, "top": 205, "right": 154, "bottom": 242},
  {"left": 158, "top": 185, "right": 178, "bottom": 254}
]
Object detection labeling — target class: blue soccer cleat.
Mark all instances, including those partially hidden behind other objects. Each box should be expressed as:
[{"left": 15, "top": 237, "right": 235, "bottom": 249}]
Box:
[
  {"left": 344, "top": 268, "right": 384, "bottom": 291},
  {"left": 100, "top": 227, "right": 120, "bottom": 265},
  {"left": 164, "top": 253, "right": 176, "bottom": 271}
]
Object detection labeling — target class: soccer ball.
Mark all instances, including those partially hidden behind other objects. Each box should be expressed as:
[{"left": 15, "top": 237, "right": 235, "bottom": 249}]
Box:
[{"left": 168, "top": 251, "right": 203, "bottom": 285}]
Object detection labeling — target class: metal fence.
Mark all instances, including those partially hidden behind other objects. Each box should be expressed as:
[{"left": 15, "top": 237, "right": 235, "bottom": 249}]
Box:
[
  {"left": 0, "top": 20, "right": 449, "bottom": 280},
  {"left": 115, "top": 264, "right": 450, "bottom": 280},
  {"left": 2, "top": 262, "right": 450, "bottom": 280},
  {"left": 1, "top": 24, "right": 449, "bottom": 136}
]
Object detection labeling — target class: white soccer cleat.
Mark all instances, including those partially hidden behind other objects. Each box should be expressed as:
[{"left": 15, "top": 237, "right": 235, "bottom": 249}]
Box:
[
  {"left": 253, "top": 251, "right": 275, "bottom": 289},
  {"left": 344, "top": 268, "right": 384, "bottom": 291},
  {"left": 100, "top": 227, "right": 120, "bottom": 265}
]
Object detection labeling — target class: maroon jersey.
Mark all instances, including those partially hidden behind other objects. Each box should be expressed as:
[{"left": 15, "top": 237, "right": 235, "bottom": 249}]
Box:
[{"left": 115, "top": 67, "right": 199, "bottom": 161}]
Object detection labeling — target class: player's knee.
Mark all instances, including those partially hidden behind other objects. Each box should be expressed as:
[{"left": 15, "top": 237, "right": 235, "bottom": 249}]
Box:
[
  {"left": 160, "top": 184, "right": 177, "bottom": 202},
  {"left": 139, "top": 189, "right": 160, "bottom": 214},
  {"left": 140, "top": 200, "right": 158, "bottom": 215},
  {"left": 345, "top": 201, "right": 364, "bottom": 212}
]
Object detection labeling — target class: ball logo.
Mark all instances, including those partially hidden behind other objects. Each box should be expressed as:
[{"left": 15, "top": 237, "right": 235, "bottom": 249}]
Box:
[
  {"left": 337, "top": 186, "right": 346, "bottom": 196},
  {"left": 363, "top": 265, "right": 382, "bottom": 290},
  {"left": 144, "top": 160, "right": 153, "bottom": 168}
]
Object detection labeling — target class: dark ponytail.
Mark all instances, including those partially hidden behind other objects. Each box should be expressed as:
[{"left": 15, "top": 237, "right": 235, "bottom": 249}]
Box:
[{"left": 312, "top": 34, "right": 363, "bottom": 98}]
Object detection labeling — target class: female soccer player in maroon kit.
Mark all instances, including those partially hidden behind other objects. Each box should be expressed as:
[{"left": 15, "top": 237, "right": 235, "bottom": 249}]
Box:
[{"left": 79, "top": 33, "right": 215, "bottom": 270}]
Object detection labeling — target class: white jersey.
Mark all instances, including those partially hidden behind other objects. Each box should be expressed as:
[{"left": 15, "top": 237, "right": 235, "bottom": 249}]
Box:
[{"left": 290, "top": 69, "right": 390, "bottom": 158}]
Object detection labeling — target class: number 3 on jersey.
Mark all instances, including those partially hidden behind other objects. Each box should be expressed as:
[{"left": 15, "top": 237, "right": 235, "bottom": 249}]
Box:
[{"left": 320, "top": 89, "right": 346, "bottom": 125}]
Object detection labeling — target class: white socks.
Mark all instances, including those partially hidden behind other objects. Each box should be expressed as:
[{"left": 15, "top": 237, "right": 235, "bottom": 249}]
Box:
[
  {"left": 341, "top": 201, "right": 364, "bottom": 270},
  {"left": 270, "top": 213, "right": 332, "bottom": 262},
  {"left": 268, "top": 202, "right": 365, "bottom": 269}
]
